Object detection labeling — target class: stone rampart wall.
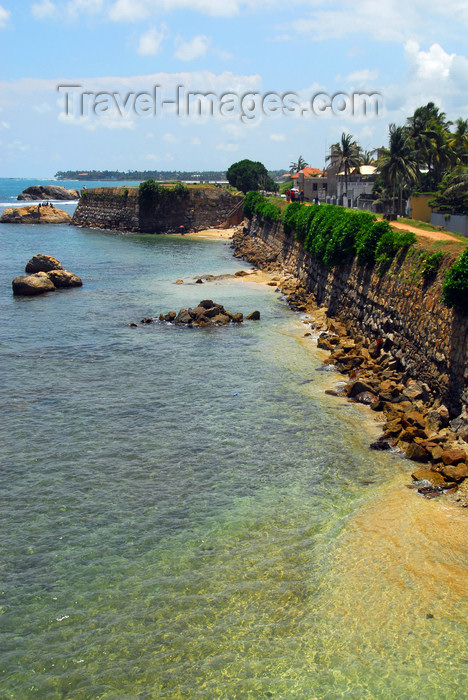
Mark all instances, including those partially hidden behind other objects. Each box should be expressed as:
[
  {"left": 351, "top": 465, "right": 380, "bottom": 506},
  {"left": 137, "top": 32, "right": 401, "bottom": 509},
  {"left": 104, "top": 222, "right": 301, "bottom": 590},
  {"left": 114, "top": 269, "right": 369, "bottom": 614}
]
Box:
[
  {"left": 72, "top": 186, "right": 242, "bottom": 233},
  {"left": 249, "top": 217, "right": 468, "bottom": 413}
]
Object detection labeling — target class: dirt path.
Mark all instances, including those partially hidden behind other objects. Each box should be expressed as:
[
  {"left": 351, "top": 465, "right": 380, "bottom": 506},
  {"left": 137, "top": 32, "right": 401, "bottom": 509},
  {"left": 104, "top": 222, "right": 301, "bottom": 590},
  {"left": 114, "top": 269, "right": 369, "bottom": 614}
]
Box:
[{"left": 390, "top": 220, "right": 459, "bottom": 242}]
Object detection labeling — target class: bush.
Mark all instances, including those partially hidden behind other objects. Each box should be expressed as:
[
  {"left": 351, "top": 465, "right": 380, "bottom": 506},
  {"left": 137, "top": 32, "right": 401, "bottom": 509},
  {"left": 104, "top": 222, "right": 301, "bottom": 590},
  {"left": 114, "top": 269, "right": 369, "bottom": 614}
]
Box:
[
  {"left": 375, "top": 228, "right": 417, "bottom": 269},
  {"left": 356, "top": 219, "right": 390, "bottom": 265},
  {"left": 243, "top": 191, "right": 263, "bottom": 219},
  {"left": 422, "top": 251, "right": 444, "bottom": 279},
  {"left": 283, "top": 202, "right": 302, "bottom": 236},
  {"left": 442, "top": 248, "right": 468, "bottom": 311},
  {"left": 243, "top": 191, "right": 281, "bottom": 223}
]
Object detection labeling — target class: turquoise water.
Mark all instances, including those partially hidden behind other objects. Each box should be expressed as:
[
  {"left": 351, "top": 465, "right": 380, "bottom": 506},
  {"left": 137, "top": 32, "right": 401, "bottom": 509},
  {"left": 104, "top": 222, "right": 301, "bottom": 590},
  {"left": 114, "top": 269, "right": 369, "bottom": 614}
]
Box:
[{"left": 1, "top": 197, "right": 467, "bottom": 698}]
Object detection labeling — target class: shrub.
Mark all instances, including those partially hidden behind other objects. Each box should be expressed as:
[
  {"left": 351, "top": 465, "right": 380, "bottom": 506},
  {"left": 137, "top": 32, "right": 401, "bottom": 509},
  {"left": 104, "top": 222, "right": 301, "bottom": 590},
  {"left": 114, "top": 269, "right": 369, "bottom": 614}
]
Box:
[
  {"left": 243, "top": 191, "right": 262, "bottom": 219},
  {"left": 243, "top": 191, "right": 281, "bottom": 222},
  {"left": 295, "top": 205, "right": 318, "bottom": 243},
  {"left": 283, "top": 202, "right": 302, "bottom": 235},
  {"left": 422, "top": 251, "right": 444, "bottom": 279},
  {"left": 356, "top": 219, "right": 390, "bottom": 265},
  {"left": 375, "top": 229, "right": 416, "bottom": 269},
  {"left": 442, "top": 248, "right": 468, "bottom": 311}
]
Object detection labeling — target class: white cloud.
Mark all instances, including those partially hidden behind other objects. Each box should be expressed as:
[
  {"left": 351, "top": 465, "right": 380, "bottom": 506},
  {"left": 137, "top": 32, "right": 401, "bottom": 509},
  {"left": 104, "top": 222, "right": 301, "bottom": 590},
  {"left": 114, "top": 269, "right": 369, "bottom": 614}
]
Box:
[
  {"left": 174, "top": 35, "right": 210, "bottom": 61},
  {"left": 163, "top": 132, "right": 180, "bottom": 143},
  {"left": 270, "top": 133, "right": 286, "bottom": 141},
  {"left": 108, "top": 0, "right": 270, "bottom": 21},
  {"left": 137, "top": 25, "right": 168, "bottom": 56},
  {"left": 283, "top": 0, "right": 468, "bottom": 44},
  {"left": 216, "top": 141, "right": 238, "bottom": 151},
  {"left": 33, "top": 102, "right": 53, "bottom": 114},
  {"left": 0, "top": 3, "right": 10, "bottom": 26},
  {"left": 191, "top": 137, "right": 201, "bottom": 145},
  {"left": 405, "top": 40, "right": 454, "bottom": 80},
  {"left": 343, "top": 69, "right": 379, "bottom": 84}
]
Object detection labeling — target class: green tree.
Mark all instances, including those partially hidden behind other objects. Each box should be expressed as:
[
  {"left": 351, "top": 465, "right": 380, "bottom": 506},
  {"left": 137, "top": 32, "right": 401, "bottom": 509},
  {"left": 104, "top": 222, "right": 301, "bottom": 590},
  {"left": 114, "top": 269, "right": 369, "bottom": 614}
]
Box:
[
  {"left": 429, "top": 166, "right": 468, "bottom": 215},
  {"left": 226, "top": 159, "right": 275, "bottom": 193},
  {"left": 326, "top": 133, "right": 361, "bottom": 201},
  {"left": 378, "top": 124, "right": 419, "bottom": 215},
  {"left": 289, "top": 156, "right": 308, "bottom": 174},
  {"left": 449, "top": 118, "right": 468, "bottom": 165}
]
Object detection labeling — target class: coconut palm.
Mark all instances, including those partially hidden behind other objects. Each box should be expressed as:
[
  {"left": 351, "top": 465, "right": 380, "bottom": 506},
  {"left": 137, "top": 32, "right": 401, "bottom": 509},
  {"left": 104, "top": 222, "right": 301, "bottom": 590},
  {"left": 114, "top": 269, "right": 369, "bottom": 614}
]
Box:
[
  {"left": 449, "top": 118, "right": 468, "bottom": 165},
  {"left": 326, "top": 132, "right": 361, "bottom": 200},
  {"left": 289, "top": 156, "right": 308, "bottom": 174},
  {"left": 378, "top": 124, "right": 419, "bottom": 215},
  {"left": 361, "top": 149, "right": 377, "bottom": 165}
]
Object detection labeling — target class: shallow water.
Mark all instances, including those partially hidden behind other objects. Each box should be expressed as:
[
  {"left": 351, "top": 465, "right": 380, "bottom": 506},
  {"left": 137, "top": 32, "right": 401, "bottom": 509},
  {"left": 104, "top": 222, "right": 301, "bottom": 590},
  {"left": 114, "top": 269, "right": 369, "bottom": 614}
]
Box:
[{"left": 0, "top": 215, "right": 467, "bottom": 699}]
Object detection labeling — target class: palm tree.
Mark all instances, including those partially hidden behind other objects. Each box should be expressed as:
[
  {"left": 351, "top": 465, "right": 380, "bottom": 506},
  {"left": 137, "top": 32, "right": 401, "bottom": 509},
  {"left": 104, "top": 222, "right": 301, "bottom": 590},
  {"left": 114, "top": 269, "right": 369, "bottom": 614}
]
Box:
[
  {"left": 361, "top": 148, "right": 377, "bottom": 165},
  {"left": 289, "top": 156, "right": 308, "bottom": 174},
  {"left": 326, "top": 132, "right": 361, "bottom": 201},
  {"left": 378, "top": 124, "right": 419, "bottom": 215},
  {"left": 449, "top": 118, "right": 468, "bottom": 165}
]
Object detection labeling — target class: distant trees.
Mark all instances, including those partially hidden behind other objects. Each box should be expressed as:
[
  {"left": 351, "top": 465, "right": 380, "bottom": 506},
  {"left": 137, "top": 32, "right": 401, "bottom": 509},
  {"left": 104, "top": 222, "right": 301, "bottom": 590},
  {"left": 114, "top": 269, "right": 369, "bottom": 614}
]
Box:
[{"left": 226, "top": 159, "right": 277, "bottom": 193}]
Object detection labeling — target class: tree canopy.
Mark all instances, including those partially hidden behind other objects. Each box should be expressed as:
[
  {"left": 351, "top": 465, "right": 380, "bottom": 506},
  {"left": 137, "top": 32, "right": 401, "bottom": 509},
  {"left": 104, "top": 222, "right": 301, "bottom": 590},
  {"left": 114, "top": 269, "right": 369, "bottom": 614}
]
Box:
[{"left": 226, "top": 159, "right": 277, "bottom": 193}]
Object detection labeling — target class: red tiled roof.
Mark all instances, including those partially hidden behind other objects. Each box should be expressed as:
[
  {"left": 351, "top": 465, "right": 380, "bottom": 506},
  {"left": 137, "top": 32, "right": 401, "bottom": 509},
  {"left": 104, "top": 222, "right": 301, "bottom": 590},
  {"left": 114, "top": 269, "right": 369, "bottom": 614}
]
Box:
[{"left": 291, "top": 166, "right": 324, "bottom": 179}]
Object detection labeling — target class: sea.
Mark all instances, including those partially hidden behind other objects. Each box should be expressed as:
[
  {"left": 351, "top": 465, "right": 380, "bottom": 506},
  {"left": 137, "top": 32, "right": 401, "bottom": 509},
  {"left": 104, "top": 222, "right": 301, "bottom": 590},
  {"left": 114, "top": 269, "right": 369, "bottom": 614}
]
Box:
[{"left": 1, "top": 178, "right": 467, "bottom": 699}]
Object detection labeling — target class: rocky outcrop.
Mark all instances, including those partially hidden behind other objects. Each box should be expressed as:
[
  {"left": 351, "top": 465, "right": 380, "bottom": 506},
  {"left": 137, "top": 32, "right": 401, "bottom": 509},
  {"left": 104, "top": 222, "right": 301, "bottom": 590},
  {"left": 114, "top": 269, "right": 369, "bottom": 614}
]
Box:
[
  {"left": 25, "top": 254, "right": 63, "bottom": 273},
  {"left": 130, "top": 299, "right": 259, "bottom": 327},
  {"left": 1, "top": 205, "right": 72, "bottom": 225},
  {"left": 12, "top": 255, "right": 82, "bottom": 295},
  {"left": 17, "top": 185, "right": 79, "bottom": 201},
  {"left": 12, "top": 272, "right": 56, "bottom": 296}
]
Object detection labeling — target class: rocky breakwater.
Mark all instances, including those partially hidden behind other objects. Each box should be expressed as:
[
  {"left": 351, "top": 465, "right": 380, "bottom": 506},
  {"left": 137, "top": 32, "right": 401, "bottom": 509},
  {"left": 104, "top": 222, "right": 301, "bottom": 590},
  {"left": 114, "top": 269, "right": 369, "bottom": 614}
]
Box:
[
  {"left": 12, "top": 254, "right": 82, "bottom": 296},
  {"left": 130, "top": 299, "right": 260, "bottom": 327},
  {"left": 17, "top": 185, "right": 79, "bottom": 201},
  {"left": 1, "top": 205, "right": 72, "bottom": 225}
]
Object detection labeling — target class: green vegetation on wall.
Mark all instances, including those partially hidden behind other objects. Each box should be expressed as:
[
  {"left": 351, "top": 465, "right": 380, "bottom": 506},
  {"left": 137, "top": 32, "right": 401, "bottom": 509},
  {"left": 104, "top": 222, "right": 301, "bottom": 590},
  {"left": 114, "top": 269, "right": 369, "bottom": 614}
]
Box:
[{"left": 138, "top": 180, "right": 188, "bottom": 215}]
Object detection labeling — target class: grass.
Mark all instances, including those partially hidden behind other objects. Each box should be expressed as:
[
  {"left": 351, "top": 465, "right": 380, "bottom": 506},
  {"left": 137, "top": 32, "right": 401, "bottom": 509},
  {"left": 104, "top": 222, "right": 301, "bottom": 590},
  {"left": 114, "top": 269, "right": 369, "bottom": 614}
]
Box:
[{"left": 396, "top": 217, "right": 448, "bottom": 232}]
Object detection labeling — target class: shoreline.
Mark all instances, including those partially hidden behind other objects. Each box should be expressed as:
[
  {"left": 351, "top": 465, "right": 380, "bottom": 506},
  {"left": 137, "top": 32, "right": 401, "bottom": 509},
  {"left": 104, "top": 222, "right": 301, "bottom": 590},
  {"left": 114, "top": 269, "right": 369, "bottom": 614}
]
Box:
[{"left": 229, "top": 222, "right": 468, "bottom": 507}]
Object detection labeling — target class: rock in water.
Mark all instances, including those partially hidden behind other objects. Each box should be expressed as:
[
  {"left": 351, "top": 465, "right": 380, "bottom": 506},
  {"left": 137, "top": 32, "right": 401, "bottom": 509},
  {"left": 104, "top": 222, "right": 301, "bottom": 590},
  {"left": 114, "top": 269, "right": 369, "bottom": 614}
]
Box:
[
  {"left": 12, "top": 272, "right": 56, "bottom": 296},
  {"left": 12, "top": 255, "right": 82, "bottom": 295},
  {"left": 25, "top": 254, "right": 63, "bottom": 273},
  {"left": 246, "top": 310, "right": 260, "bottom": 320},
  {"left": 17, "top": 185, "right": 79, "bottom": 201},
  {"left": 46, "top": 269, "right": 82, "bottom": 288},
  {"left": 0, "top": 206, "right": 72, "bottom": 225}
]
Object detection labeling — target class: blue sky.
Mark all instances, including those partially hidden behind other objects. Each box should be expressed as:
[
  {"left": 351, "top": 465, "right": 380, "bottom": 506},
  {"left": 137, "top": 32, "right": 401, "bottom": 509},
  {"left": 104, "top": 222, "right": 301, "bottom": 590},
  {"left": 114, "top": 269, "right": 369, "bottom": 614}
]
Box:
[{"left": 0, "top": 0, "right": 467, "bottom": 177}]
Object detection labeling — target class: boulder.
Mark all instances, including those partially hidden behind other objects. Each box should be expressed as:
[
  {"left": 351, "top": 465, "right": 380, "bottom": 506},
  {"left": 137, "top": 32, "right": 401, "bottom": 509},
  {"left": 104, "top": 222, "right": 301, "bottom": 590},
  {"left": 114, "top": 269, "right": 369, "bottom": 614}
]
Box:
[
  {"left": 440, "top": 463, "right": 468, "bottom": 482},
  {"left": 441, "top": 448, "right": 466, "bottom": 466},
  {"left": 12, "top": 272, "right": 56, "bottom": 296},
  {"left": 1, "top": 205, "right": 72, "bottom": 225},
  {"left": 405, "top": 443, "right": 430, "bottom": 463},
  {"left": 46, "top": 269, "right": 82, "bottom": 288},
  {"left": 25, "top": 254, "right": 63, "bottom": 273},
  {"left": 411, "top": 468, "right": 446, "bottom": 486},
  {"left": 246, "top": 310, "right": 260, "bottom": 320},
  {"left": 17, "top": 185, "right": 79, "bottom": 201}
]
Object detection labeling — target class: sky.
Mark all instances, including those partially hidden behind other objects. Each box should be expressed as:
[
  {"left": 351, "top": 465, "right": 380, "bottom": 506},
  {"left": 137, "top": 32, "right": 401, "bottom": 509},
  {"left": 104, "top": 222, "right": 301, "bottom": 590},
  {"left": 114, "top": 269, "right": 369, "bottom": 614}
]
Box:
[{"left": 0, "top": 0, "right": 467, "bottom": 177}]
